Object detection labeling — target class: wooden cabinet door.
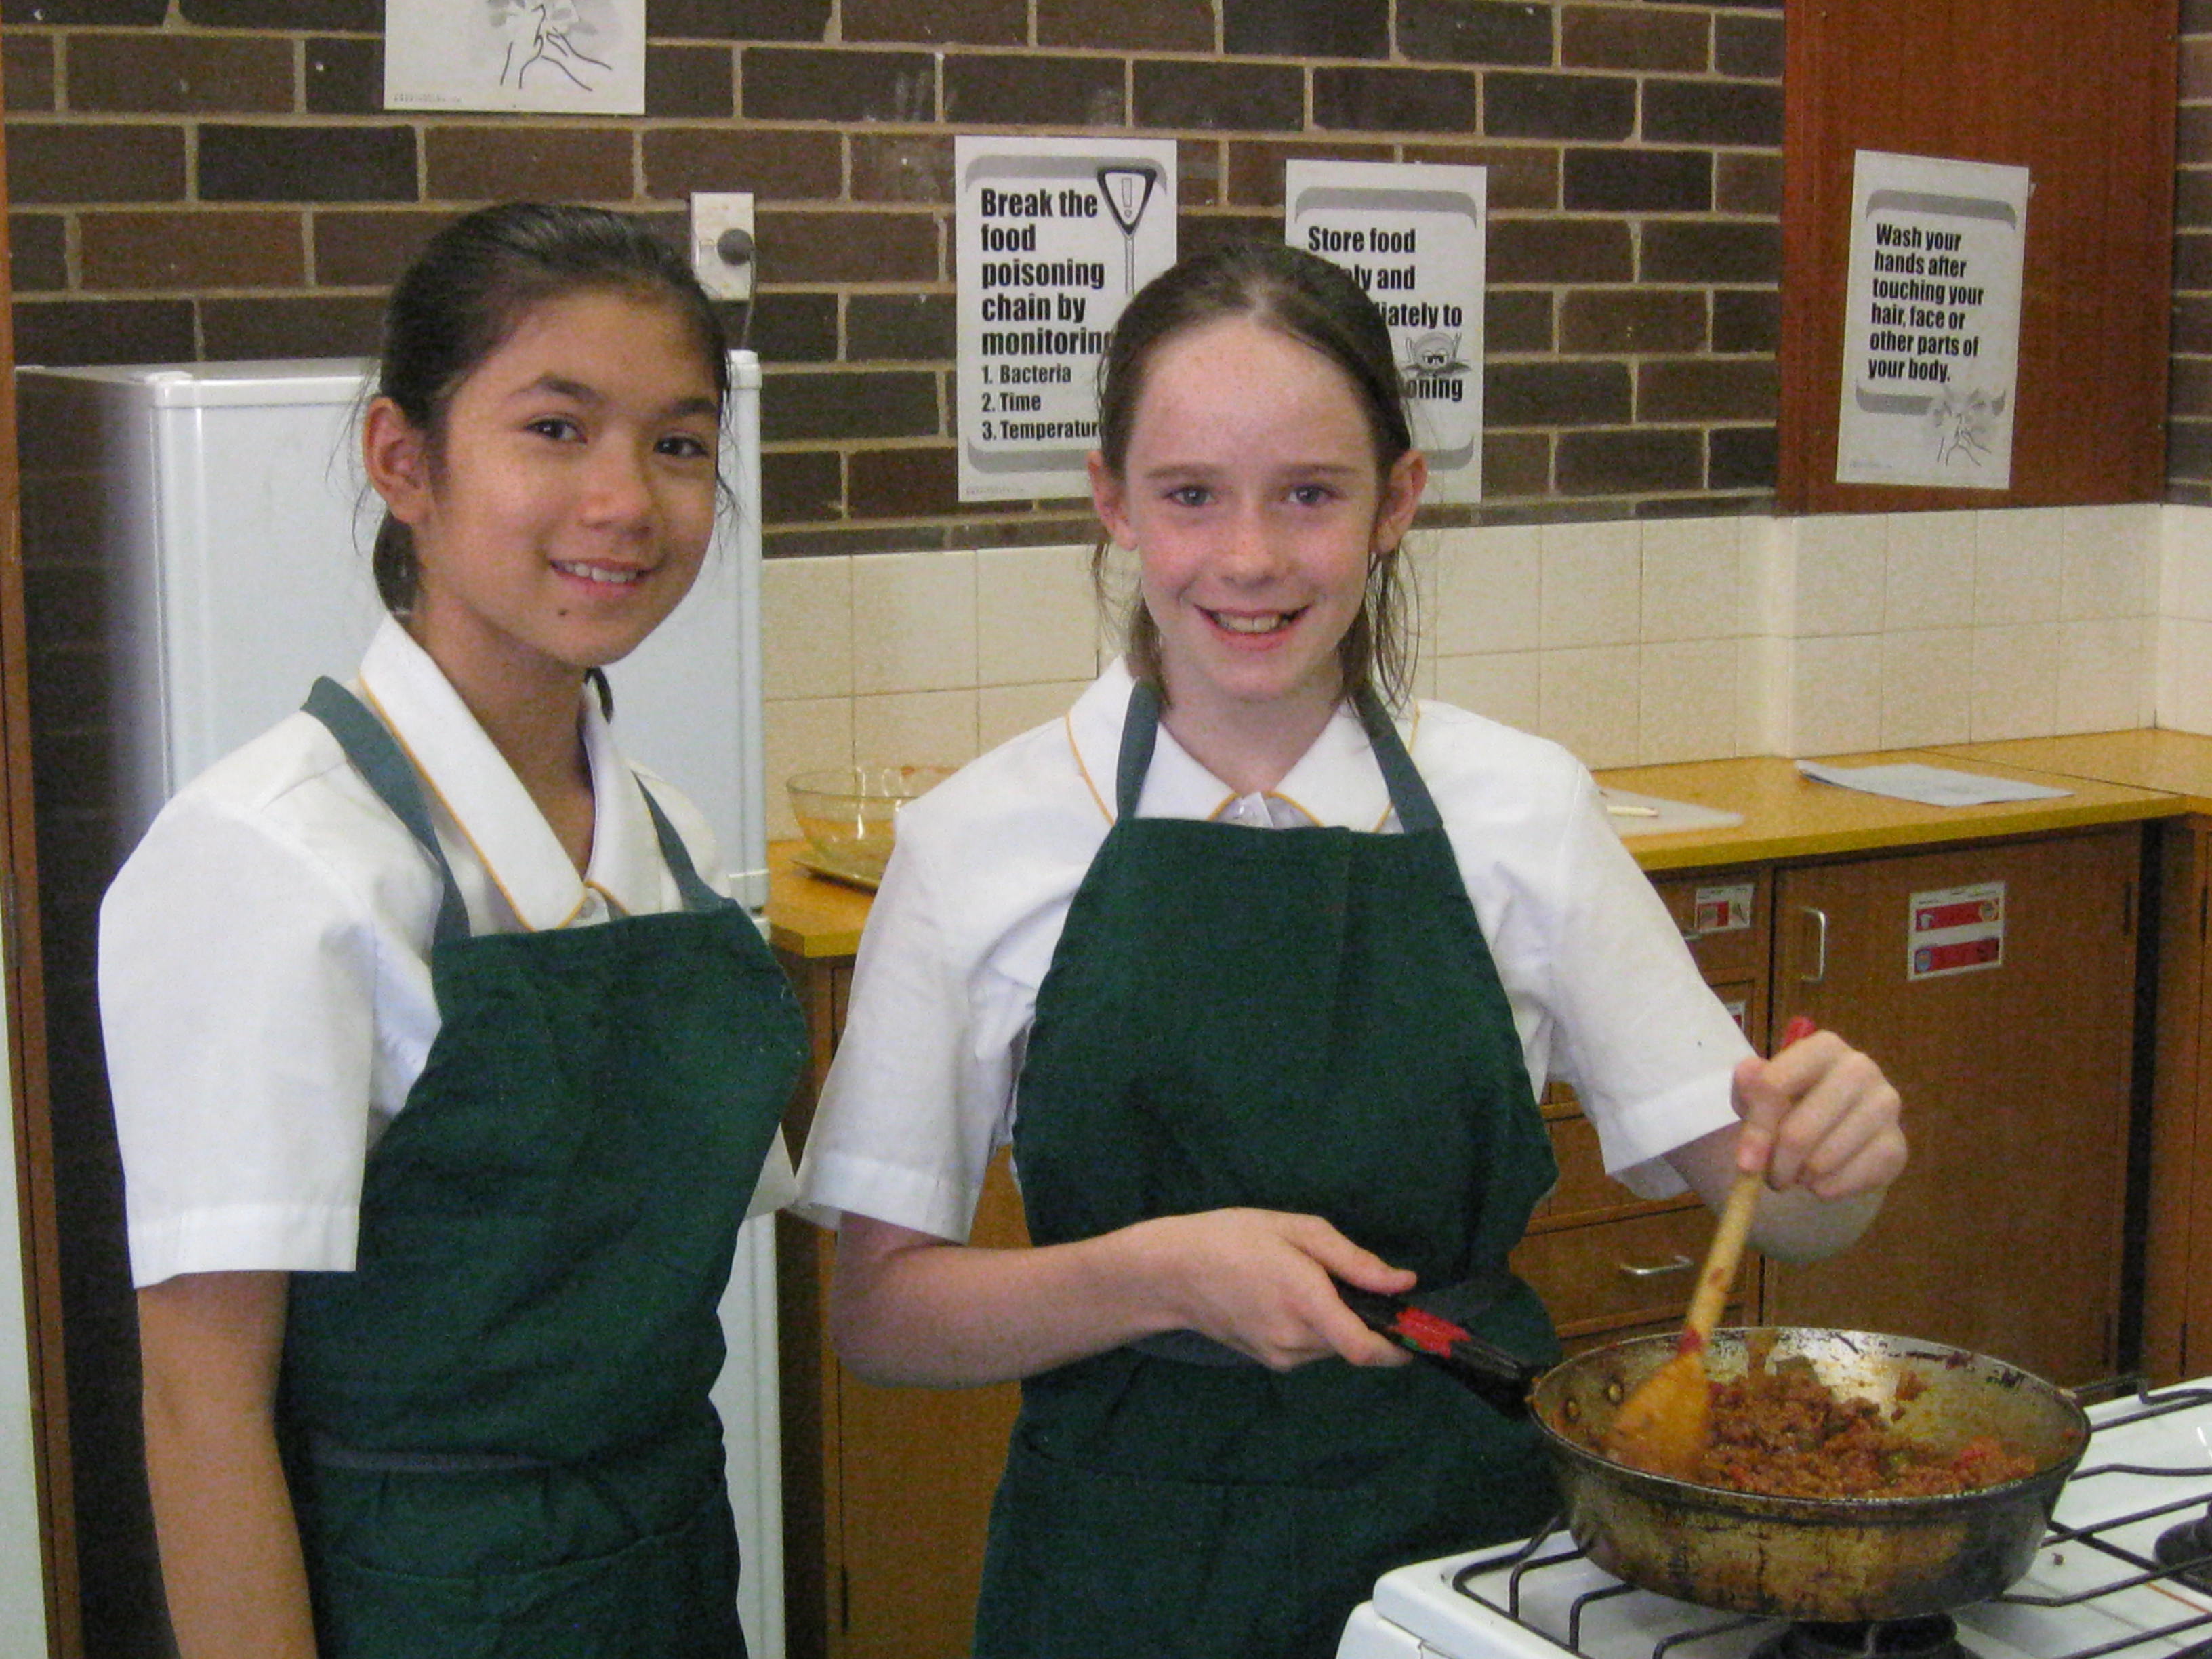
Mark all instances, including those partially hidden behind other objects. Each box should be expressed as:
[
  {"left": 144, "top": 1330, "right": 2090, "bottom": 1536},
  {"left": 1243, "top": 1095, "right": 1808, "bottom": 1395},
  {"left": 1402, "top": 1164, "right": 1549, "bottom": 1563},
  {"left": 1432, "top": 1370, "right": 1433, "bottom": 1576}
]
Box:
[{"left": 1762, "top": 830, "right": 2138, "bottom": 1386}]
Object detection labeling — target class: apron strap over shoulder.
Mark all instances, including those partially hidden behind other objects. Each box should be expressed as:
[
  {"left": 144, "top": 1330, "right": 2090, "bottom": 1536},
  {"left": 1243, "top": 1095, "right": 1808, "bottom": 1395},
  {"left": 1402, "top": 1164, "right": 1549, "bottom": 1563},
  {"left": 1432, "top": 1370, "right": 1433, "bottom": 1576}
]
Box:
[
  {"left": 1115, "top": 677, "right": 1164, "bottom": 821},
  {"left": 636, "top": 783, "right": 733, "bottom": 915},
  {"left": 305, "top": 676, "right": 472, "bottom": 947}
]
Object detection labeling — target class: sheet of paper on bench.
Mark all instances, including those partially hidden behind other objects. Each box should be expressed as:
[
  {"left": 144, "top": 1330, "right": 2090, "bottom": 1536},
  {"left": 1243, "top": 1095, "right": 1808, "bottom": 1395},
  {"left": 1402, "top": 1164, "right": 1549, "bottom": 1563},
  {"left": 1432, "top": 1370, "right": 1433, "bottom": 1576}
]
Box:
[{"left": 1795, "top": 760, "right": 2071, "bottom": 807}]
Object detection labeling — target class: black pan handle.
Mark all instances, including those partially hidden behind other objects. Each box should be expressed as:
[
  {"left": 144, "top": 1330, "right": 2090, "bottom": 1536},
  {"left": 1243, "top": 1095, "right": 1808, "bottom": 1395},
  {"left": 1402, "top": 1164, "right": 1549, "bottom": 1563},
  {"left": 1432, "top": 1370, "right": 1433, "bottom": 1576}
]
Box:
[{"left": 1336, "top": 1282, "right": 1543, "bottom": 1419}]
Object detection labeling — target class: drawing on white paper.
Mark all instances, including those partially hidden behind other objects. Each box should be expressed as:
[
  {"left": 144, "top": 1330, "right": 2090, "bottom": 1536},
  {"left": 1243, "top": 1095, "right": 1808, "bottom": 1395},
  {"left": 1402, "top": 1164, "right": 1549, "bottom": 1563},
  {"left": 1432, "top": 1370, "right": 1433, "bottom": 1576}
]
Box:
[
  {"left": 1925, "top": 380, "right": 2006, "bottom": 468},
  {"left": 385, "top": 0, "right": 642, "bottom": 114},
  {"left": 494, "top": 1, "right": 611, "bottom": 92}
]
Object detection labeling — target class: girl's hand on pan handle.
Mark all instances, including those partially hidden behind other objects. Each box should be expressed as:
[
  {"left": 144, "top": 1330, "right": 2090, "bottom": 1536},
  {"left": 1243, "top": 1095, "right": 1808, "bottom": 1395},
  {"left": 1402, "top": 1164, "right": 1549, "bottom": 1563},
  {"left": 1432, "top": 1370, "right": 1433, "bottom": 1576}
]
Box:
[{"left": 1139, "top": 1208, "right": 1415, "bottom": 1372}]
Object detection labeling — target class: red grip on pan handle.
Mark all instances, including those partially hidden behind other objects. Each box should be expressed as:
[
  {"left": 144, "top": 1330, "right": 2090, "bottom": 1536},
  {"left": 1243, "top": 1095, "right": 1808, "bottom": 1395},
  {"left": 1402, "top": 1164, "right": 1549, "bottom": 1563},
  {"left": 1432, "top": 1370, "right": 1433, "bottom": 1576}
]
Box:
[{"left": 1778, "top": 1013, "right": 1817, "bottom": 1051}]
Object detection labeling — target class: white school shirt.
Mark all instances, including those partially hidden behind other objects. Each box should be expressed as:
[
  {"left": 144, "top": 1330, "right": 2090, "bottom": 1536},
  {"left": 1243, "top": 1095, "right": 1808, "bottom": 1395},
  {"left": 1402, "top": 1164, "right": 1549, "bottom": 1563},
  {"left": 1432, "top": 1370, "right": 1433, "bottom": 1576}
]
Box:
[
  {"left": 102, "top": 617, "right": 796, "bottom": 1289},
  {"left": 794, "top": 658, "right": 1749, "bottom": 1244}
]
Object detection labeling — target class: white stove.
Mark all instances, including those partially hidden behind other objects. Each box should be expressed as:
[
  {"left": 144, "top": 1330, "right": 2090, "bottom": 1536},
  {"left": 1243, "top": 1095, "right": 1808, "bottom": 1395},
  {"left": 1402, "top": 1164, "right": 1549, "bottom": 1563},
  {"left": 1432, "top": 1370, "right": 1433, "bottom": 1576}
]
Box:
[{"left": 1340, "top": 1382, "right": 2212, "bottom": 1659}]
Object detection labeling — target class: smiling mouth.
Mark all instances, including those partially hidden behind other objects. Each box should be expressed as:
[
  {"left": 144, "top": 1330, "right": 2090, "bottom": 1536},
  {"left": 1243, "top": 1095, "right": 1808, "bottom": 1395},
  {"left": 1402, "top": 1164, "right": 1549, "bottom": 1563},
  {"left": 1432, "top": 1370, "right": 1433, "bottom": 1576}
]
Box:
[
  {"left": 1205, "top": 607, "right": 1303, "bottom": 636},
  {"left": 552, "top": 560, "right": 643, "bottom": 587}
]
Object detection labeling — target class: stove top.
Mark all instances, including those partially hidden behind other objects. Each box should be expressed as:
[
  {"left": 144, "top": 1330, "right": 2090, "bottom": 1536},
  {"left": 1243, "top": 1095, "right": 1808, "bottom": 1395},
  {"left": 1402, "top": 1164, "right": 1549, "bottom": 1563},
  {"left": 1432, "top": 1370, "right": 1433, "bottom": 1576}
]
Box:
[{"left": 1340, "top": 1383, "right": 2212, "bottom": 1659}]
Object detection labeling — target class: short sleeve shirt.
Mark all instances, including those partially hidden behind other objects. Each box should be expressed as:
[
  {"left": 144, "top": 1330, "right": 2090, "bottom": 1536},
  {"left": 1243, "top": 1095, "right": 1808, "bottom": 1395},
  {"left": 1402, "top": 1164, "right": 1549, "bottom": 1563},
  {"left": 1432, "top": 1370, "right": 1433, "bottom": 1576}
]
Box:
[
  {"left": 102, "top": 617, "right": 796, "bottom": 1288},
  {"left": 794, "top": 659, "right": 1750, "bottom": 1244}
]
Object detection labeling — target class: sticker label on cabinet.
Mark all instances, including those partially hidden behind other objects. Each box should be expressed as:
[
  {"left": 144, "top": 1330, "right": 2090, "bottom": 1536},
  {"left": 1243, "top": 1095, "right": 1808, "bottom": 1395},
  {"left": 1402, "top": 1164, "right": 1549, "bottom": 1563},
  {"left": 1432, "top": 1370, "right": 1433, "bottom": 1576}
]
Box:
[
  {"left": 1908, "top": 880, "right": 2005, "bottom": 979},
  {"left": 1720, "top": 995, "right": 1749, "bottom": 1033},
  {"left": 1694, "top": 882, "right": 1754, "bottom": 935}
]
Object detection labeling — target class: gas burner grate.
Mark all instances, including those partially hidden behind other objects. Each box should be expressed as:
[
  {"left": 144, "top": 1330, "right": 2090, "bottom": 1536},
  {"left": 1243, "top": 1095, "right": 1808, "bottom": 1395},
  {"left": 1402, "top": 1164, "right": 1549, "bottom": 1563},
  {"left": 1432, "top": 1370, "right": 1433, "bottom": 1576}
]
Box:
[{"left": 1747, "top": 1616, "right": 1963, "bottom": 1659}]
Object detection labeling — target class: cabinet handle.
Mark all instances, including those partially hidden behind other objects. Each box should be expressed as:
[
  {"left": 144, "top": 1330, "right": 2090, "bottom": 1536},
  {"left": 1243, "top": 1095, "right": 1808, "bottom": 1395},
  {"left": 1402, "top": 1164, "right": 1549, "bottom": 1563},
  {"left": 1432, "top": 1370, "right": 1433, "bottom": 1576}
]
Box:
[
  {"left": 1617, "top": 1253, "right": 1694, "bottom": 1280},
  {"left": 1800, "top": 905, "right": 1829, "bottom": 984}
]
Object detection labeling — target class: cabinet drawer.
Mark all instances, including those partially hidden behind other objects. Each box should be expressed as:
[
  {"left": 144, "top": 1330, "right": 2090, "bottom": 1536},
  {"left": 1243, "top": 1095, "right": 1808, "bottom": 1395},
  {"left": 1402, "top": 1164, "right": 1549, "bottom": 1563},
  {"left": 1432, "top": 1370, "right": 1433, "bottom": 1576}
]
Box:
[
  {"left": 1652, "top": 871, "right": 1769, "bottom": 985},
  {"left": 1511, "top": 1206, "right": 1717, "bottom": 1330}
]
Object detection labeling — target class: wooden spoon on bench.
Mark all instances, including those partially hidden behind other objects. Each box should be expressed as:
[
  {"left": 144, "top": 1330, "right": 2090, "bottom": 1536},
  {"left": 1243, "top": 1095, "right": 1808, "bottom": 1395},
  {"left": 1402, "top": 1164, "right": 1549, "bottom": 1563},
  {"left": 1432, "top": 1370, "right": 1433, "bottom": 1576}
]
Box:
[{"left": 1602, "top": 1015, "right": 1814, "bottom": 1479}]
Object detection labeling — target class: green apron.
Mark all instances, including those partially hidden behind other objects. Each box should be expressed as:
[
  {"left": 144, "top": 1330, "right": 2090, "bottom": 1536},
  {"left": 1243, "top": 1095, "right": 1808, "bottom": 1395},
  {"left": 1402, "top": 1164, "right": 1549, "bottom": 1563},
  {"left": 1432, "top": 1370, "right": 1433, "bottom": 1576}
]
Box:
[
  {"left": 976, "top": 679, "right": 1563, "bottom": 1659},
  {"left": 277, "top": 678, "right": 806, "bottom": 1658}
]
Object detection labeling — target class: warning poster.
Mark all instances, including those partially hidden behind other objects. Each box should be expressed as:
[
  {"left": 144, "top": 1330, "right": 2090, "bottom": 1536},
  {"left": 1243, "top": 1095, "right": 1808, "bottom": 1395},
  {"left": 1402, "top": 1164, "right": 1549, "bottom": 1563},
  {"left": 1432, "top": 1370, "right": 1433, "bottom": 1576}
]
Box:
[{"left": 1907, "top": 880, "right": 2006, "bottom": 981}]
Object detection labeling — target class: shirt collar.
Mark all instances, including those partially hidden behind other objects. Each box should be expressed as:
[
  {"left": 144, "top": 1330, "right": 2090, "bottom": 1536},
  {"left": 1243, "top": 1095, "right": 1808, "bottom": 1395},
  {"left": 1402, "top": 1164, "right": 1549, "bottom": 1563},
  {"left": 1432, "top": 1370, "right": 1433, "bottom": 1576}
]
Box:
[
  {"left": 1066, "top": 657, "right": 1401, "bottom": 832},
  {"left": 356, "top": 617, "right": 670, "bottom": 928}
]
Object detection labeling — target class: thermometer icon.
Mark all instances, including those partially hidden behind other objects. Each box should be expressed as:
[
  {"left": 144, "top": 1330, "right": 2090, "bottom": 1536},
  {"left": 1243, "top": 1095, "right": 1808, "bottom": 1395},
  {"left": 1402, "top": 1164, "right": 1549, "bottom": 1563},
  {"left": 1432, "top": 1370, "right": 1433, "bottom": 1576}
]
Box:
[{"left": 1097, "top": 163, "right": 1160, "bottom": 293}]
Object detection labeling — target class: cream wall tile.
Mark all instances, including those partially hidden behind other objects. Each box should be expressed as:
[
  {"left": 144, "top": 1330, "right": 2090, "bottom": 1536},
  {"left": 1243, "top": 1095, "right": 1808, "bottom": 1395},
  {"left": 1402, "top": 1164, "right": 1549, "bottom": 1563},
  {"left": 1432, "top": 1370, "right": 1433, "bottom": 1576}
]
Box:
[
  {"left": 762, "top": 696, "right": 854, "bottom": 839},
  {"left": 980, "top": 680, "right": 1088, "bottom": 750},
  {"left": 2162, "top": 506, "right": 2212, "bottom": 621},
  {"left": 1639, "top": 638, "right": 1738, "bottom": 764},
  {"left": 977, "top": 544, "right": 1100, "bottom": 687},
  {"left": 1790, "top": 514, "right": 1886, "bottom": 637},
  {"left": 1883, "top": 510, "right": 1976, "bottom": 630},
  {"left": 1973, "top": 506, "right": 2064, "bottom": 625},
  {"left": 1433, "top": 652, "right": 1540, "bottom": 733},
  {"left": 2056, "top": 617, "right": 2154, "bottom": 735},
  {"left": 1737, "top": 634, "right": 1786, "bottom": 756},
  {"left": 854, "top": 689, "right": 980, "bottom": 767},
  {"left": 1743, "top": 516, "right": 1790, "bottom": 634},
  {"left": 1878, "top": 628, "right": 1973, "bottom": 750},
  {"left": 1537, "top": 644, "right": 1639, "bottom": 768},
  {"left": 1642, "top": 518, "right": 1742, "bottom": 643},
  {"left": 1539, "top": 519, "right": 1640, "bottom": 649},
  {"left": 852, "top": 550, "right": 978, "bottom": 694},
  {"left": 1404, "top": 539, "right": 1440, "bottom": 678},
  {"left": 1433, "top": 524, "right": 1541, "bottom": 654},
  {"left": 1786, "top": 634, "right": 1883, "bottom": 756},
  {"left": 1969, "top": 621, "right": 2062, "bottom": 740},
  {"left": 2060, "top": 505, "right": 2155, "bottom": 621},
  {"left": 2158, "top": 617, "right": 2212, "bottom": 733},
  {"left": 760, "top": 554, "right": 852, "bottom": 701}
]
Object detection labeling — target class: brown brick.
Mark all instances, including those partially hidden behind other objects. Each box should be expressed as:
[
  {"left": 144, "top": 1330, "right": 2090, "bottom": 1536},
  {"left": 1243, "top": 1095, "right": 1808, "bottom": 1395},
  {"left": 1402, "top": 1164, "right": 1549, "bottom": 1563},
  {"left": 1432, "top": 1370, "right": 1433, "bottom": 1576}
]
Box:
[
  {"left": 945, "top": 54, "right": 1125, "bottom": 127},
  {"left": 203, "top": 294, "right": 385, "bottom": 359},
  {"left": 744, "top": 47, "right": 937, "bottom": 123},
  {"left": 848, "top": 293, "right": 956, "bottom": 361},
  {"left": 306, "top": 36, "right": 380, "bottom": 115},
  {"left": 1487, "top": 72, "right": 1634, "bottom": 140},
  {"left": 424, "top": 127, "right": 630, "bottom": 203},
  {"left": 2171, "top": 420, "right": 2212, "bottom": 482},
  {"left": 314, "top": 209, "right": 453, "bottom": 286},
  {"left": 762, "top": 449, "right": 842, "bottom": 523},
  {"left": 851, "top": 134, "right": 954, "bottom": 204},
  {"left": 1708, "top": 424, "right": 1777, "bottom": 490},
  {"left": 2182, "top": 168, "right": 2212, "bottom": 228},
  {"left": 1637, "top": 357, "right": 1776, "bottom": 421},
  {"left": 651, "top": 0, "right": 830, "bottom": 39},
  {"left": 3, "top": 0, "right": 163, "bottom": 19},
  {"left": 1490, "top": 360, "right": 1630, "bottom": 426},
  {"left": 2171, "top": 480, "right": 2212, "bottom": 508},
  {"left": 1486, "top": 289, "right": 1552, "bottom": 352},
  {"left": 2180, "top": 232, "right": 2212, "bottom": 293},
  {"left": 1315, "top": 65, "right": 1478, "bottom": 134},
  {"left": 203, "top": 123, "right": 415, "bottom": 204},
  {"left": 646, "top": 45, "right": 735, "bottom": 117},
  {"left": 1226, "top": 140, "right": 1393, "bottom": 206},
  {"left": 1556, "top": 427, "right": 1700, "bottom": 493},
  {"left": 1562, "top": 147, "right": 1708, "bottom": 212},
  {"left": 766, "top": 523, "right": 965, "bottom": 556},
  {"left": 2185, "top": 0, "right": 2212, "bottom": 32},
  {"left": 645, "top": 128, "right": 840, "bottom": 201},
  {"left": 2171, "top": 356, "right": 2212, "bottom": 416},
  {"left": 1641, "top": 221, "right": 1778, "bottom": 284},
  {"left": 1397, "top": 1, "right": 1552, "bottom": 66},
  {"left": 1561, "top": 7, "right": 1707, "bottom": 73},
  {"left": 1179, "top": 137, "right": 1224, "bottom": 207},
  {"left": 5, "top": 34, "right": 54, "bottom": 112},
  {"left": 10, "top": 213, "right": 65, "bottom": 292},
  {"left": 1559, "top": 289, "right": 1704, "bottom": 353},
  {"left": 1225, "top": 0, "right": 1388, "bottom": 58},
  {"left": 756, "top": 209, "right": 938, "bottom": 283},
  {"left": 2175, "top": 295, "right": 2212, "bottom": 354},
  {"left": 848, "top": 445, "right": 961, "bottom": 515},
  {"left": 846, "top": 0, "right": 1025, "bottom": 44},
  {"left": 1481, "top": 430, "right": 1551, "bottom": 496},
  {"left": 2185, "top": 104, "right": 2212, "bottom": 166},
  {"left": 81, "top": 210, "right": 304, "bottom": 291},
  {"left": 732, "top": 292, "right": 830, "bottom": 363},
  {"left": 69, "top": 35, "right": 292, "bottom": 115},
  {"left": 14, "top": 298, "right": 194, "bottom": 367},
  {"left": 1711, "top": 288, "right": 1779, "bottom": 353},
  {"left": 1040, "top": 0, "right": 1212, "bottom": 52},
  {"left": 1177, "top": 213, "right": 1286, "bottom": 260},
  {"left": 1488, "top": 218, "right": 1632, "bottom": 282},
  {"left": 1134, "top": 60, "right": 1303, "bottom": 131},
  {"left": 2186, "top": 38, "right": 2212, "bottom": 102},
  {"left": 1715, "top": 14, "right": 1784, "bottom": 79},
  {"left": 1403, "top": 142, "right": 1558, "bottom": 210},
  {"left": 9, "top": 123, "right": 186, "bottom": 205},
  {"left": 1643, "top": 79, "right": 1783, "bottom": 147},
  {"left": 1715, "top": 152, "right": 1782, "bottom": 216},
  {"left": 179, "top": 0, "right": 377, "bottom": 24}
]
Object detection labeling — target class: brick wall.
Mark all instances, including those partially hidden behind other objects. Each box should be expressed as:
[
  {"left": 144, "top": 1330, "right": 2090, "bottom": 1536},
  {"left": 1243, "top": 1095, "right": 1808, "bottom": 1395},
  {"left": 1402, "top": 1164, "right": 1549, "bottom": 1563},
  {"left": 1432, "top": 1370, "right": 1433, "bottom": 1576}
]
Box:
[
  {"left": 2174, "top": 0, "right": 2212, "bottom": 504},
  {"left": 6, "top": 0, "right": 1785, "bottom": 556}
]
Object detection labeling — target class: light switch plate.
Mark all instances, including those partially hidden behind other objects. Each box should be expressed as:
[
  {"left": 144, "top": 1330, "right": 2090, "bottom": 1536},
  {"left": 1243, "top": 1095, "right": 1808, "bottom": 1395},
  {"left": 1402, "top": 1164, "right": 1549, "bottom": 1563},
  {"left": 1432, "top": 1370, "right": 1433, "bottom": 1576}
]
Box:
[{"left": 690, "top": 192, "right": 756, "bottom": 302}]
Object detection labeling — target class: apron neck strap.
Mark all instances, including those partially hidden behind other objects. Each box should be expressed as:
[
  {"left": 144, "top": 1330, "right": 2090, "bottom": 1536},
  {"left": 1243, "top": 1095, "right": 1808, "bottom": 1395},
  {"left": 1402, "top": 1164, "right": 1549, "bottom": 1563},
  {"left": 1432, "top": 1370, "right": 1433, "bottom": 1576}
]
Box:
[
  {"left": 636, "top": 785, "right": 729, "bottom": 913},
  {"left": 305, "top": 676, "right": 472, "bottom": 947},
  {"left": 1113, "top": 677, "right": 1444, "bottom": 834}
]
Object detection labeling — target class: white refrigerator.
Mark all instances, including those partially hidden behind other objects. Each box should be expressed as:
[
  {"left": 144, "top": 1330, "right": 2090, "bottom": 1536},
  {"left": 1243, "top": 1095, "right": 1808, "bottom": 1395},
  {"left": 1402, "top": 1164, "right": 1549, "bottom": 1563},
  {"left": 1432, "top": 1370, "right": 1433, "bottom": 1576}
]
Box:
[{"left": 16, "top": 353, "right": 787, "bottom": 1654}]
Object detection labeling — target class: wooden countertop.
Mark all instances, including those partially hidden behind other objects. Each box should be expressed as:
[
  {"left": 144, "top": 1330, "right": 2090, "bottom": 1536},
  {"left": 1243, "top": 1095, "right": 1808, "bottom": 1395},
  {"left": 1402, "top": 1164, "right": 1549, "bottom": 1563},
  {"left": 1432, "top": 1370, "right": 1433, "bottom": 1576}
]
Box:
[{"left": 766, "top": 737, "right": 2192, "bottom": 957}]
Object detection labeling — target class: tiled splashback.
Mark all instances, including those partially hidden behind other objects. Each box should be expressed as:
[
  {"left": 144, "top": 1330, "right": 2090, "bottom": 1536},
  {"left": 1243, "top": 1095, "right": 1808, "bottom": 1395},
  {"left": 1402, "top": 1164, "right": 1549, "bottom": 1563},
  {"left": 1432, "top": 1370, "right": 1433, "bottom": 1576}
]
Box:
[{"left": 762, "top": 502, "right": 2190, "bottom": 837}]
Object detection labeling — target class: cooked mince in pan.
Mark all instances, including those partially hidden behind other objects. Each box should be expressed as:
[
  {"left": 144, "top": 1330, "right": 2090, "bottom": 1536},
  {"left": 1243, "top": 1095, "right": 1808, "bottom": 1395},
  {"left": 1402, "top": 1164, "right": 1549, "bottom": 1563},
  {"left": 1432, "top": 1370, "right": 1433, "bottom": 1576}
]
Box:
[{"left": 1692, "top": 1353, "right": 2040, "bottom": 1500}]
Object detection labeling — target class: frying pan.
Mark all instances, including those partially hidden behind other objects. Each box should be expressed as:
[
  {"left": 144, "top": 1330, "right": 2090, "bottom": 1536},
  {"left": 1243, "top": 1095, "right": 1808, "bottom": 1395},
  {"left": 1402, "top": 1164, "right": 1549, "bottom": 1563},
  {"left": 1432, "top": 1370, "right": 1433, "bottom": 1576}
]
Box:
[{"left": 1525, "top": 1327, "right": 2091, "bottom": 1621}]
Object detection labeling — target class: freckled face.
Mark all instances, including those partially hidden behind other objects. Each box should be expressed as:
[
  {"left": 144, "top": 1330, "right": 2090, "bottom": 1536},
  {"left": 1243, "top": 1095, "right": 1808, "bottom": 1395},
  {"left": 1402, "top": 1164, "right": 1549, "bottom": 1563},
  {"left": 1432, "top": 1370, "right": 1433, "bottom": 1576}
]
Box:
[
  {"left": 375, "top": 289, "right": 722, "bottom": 702},
  {"left": 1090, "top": 315, "right": 1421, "bottom": 733}
]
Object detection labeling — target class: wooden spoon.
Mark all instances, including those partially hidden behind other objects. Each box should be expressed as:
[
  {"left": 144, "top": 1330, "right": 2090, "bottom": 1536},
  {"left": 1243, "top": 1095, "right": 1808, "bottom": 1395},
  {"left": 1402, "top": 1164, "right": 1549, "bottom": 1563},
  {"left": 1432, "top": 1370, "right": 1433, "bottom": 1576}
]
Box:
[{"left": 1602, "top": 1015, "right": 1815, "bottom": 1479}]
